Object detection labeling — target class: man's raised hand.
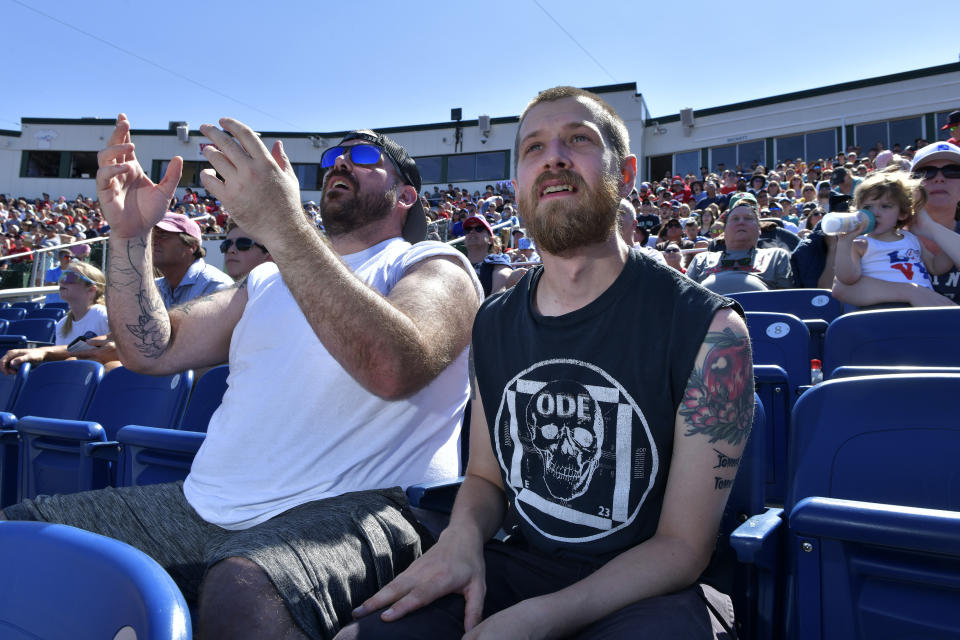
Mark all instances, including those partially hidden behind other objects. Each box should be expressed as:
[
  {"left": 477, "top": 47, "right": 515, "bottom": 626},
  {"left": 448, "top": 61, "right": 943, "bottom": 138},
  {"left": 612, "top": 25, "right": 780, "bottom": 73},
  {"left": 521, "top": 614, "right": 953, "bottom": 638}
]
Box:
[
  {"left": 198, "top": 118, "right": 303, "bottom": 246},
  {"left": 96, "top": 114, "right": 182, "bottom": 238}
]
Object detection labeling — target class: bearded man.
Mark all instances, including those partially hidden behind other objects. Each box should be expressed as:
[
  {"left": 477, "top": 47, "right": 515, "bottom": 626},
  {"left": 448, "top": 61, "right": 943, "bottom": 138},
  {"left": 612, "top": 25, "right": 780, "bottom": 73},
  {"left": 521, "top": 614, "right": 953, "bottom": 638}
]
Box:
[
  {"left": 344, "top": 87, "right": 753, "bottom": 639},
  {"left": 2, "top": 120, "right": 483, "bottom": 640}
]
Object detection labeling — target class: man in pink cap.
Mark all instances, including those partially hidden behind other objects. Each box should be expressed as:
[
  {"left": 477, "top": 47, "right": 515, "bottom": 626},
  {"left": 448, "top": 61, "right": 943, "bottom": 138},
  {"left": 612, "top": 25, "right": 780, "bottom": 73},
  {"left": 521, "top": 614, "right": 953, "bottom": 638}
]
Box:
[{"left": 152, "top": 211, "right": 232, "bottom": 307}]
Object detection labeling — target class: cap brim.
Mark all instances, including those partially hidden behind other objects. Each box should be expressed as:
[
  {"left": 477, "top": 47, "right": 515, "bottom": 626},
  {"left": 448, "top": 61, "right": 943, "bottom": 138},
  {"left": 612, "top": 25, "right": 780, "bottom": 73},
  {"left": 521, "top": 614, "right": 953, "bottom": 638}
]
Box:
[{"left": 403, "top": 200, "right": 427, "bottom": 243}]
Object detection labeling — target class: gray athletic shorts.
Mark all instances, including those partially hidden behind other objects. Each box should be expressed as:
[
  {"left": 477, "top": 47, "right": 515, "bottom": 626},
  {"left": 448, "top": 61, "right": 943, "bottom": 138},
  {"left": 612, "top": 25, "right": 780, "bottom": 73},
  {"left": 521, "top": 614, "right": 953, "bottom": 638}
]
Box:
[{"left": 4, "top": 482, "right": 425, "bottom": 639}]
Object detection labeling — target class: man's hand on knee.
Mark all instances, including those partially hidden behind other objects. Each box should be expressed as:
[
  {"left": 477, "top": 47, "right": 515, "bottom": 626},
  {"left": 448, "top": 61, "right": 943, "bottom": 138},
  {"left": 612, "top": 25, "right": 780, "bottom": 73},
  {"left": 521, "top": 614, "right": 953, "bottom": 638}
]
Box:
[{"left": 351, "top": 530, "right": 487, "bottom": 631}]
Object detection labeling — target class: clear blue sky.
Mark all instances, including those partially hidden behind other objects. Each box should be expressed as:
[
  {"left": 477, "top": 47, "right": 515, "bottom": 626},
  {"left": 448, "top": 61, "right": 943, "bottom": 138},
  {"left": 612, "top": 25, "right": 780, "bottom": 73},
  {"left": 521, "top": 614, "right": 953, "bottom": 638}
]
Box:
[{"left": 3, "top": 0, "right": 958, "bottom": 134}]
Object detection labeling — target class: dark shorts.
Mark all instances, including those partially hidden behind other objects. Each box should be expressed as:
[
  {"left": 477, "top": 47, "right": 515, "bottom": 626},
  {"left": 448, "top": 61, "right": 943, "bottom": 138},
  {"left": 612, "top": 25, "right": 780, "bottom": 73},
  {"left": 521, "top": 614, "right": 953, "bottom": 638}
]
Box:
[
  {"left": 4, "top": 482, "right": 426, "bottom": 639},
  {"left": 338, "top": 537, "right": 735, "bottom": 639}
]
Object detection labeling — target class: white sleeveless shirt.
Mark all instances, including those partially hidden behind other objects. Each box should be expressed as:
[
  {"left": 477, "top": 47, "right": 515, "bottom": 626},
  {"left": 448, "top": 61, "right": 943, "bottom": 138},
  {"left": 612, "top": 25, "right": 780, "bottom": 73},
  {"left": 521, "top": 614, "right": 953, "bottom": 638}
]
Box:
[{"left": 184, "top": 238, "right": 482, "bottom": 529}]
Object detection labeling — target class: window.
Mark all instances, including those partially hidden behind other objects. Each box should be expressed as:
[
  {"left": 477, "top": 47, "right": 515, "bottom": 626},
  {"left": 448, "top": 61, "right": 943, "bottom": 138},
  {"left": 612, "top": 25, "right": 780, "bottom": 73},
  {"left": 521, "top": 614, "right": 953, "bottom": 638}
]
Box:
[
  {"left": 475, "top": 151, "right": 507, "bottom": 180},
  {"left": 775, "top": 135, "right": 804, "bottom": 165},
  {"left": 805, "top": 130, "right": 836, "bottom": 162},
  {"left": 24, "top": 151, "right": 61, "bottom": 177},
  {"left": 69, "top": 152, "right": 98, "bottom": 179},
  {"left": 292, "top": 164, "right": 322, "bottom": 191},
  {"left": 936, "top": 111, "right": 953, "bottom": 141},
  {"left": 888, "top": 117, "right": 922, "bottom": 150},
  {"left": 674, "top": 150, "right": 699, "bottom": 178},
  {"left": 855, "top": 122, "right": 887, "bottom": 151},
  {"left": 416, "top": 156, "right": 443, "bottom": 184},
  {"left": 414, "top": 151, "right": 509, "bottom": 184},
  {"left": 158, "top": 160, "right": 216, "bottom": 187},
  {"left": 447, "top": 155, "right": 476, "bottom": 182},
  {"left": 710, "top": 145, "right": 737, "bottom": 172},
  {"left": 738, "top": 140, "right": 765, "bottom": 168}
]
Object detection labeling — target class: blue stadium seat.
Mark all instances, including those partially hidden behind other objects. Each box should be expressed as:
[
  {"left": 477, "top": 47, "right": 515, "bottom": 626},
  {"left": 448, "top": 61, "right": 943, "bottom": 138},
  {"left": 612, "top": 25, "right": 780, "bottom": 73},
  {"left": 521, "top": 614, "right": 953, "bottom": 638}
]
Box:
[
  {"left": 16, "top": 367, "right": 193, "bottom": 499},
  {"left": 0, "top": 308, "right": 26, "bottom": 322},
  {"left": 0, "top": 319, "right": 8, "bottom": 335},
  {"left": 0, "top": 359, "right": 28, "bottom": 412},
  {"left": 729, "top": 289, "right": 843, "bottom": 361},
  {"left": 733, "top": 373, "right": 960, "bottom": 640},
  {"left": 9, "top": 301, "right": 41, "bottom": 312},
  {"left": 0, "top": 360, "right": 102, "bottom": 507},
  {"left": 822, "top": 307, "right": 960, "bottom": 378},
  {"left": 744, "top": 312, "right": 810, "bottom": 503},
  {"left": 830, "top": 365, "right": 960, "bottom": 379},
  {"left": 0, "top": 521, "right": 191, "bottom": 639},
  {"left": 179, "top": 365, "right": 229, "bottom": 432},
  {"left": 117, "top": 425, "right": 206, "bottom": 487},
  {"left": 42, "top": 301, "right": 70, "bottom": 310},
  {"left": 6, "top": 318, "right": 56, "bottom": 344},
  {"left": 26, "top": 307, "right": 66, "bottom": 321}
]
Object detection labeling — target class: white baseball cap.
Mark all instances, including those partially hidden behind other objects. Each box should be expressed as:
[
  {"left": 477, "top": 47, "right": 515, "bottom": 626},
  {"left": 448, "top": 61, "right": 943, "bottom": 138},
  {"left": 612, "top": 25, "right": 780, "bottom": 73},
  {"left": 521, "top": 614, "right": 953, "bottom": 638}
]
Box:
[{"left": 911, "top": 142, "right": 960, "bottom": 170}]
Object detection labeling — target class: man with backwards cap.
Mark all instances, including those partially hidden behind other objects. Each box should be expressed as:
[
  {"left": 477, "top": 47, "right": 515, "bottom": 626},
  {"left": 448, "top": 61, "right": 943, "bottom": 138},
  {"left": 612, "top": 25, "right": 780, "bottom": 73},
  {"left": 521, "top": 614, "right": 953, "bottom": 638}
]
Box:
[{"left": 1, "top": 115, "right": 482, "bottom": 639}]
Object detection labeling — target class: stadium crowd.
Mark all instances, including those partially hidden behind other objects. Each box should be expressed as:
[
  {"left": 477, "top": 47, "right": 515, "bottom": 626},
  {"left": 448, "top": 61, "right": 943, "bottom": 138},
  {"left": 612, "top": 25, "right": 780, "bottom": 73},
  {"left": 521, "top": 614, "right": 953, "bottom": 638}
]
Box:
[{"left": 0, "top": 95, "right": 955, "bottom": 639}]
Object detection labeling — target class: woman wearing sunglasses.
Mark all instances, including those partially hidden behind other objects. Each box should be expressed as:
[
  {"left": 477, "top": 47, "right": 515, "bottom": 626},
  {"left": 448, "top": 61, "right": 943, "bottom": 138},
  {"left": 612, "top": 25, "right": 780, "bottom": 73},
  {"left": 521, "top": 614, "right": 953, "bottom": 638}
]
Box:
[
  {"left": 833, "top": 142, "right": 960, "bottom": 306},
  {"left": 220, "top": 222, "right": 272, "bottom": 280},
  {"left": 0, "top": 262, "right": 115, "bottom": 376},
  {"left": 55, "top": 262, "right": 109, "bottom": 345}
]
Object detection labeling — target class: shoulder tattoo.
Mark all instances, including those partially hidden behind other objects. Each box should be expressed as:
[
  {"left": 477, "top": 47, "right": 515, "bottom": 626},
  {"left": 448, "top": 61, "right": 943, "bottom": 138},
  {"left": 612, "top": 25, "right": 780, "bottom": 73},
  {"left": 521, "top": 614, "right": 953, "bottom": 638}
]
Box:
[{"left": 679, "top": 327, "right": 753, "bottom": 446}]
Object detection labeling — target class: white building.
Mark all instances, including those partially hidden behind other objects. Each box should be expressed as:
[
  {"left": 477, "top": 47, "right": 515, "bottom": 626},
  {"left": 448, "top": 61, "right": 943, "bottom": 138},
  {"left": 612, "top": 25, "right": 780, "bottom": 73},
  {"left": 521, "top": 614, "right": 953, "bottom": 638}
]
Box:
[{"left": 2, "top": 62, "right": 958, "bottom": 201}]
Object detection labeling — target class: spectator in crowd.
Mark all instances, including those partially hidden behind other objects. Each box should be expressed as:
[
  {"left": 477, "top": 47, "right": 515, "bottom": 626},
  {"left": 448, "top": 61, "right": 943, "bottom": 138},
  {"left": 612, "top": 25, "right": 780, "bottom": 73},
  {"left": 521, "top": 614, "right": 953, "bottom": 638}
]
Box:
[
  {"left": 516, "top": 236, "right": 540, "bottom": 263},
  {"left": 833, "top": 143, "right": 960, "bottom": 306},
  {"left": 944, "top": 110, "right": 960, "bottom": 146},
  {"left": 683, "top": 217, "right": 709, "bottom": 246},
  {"left": 44, "top": 249, "right": 73, "bottom": 285},
  {"left": 344, "top": 84, "right": 748, "bottom": 640},
  {"left": 463, "top": 214, "right": 523, "bottom": 297},
  {"left": 1, "top": 116, "right": 483, "bottom": 639},
  {"left": 833, "top": 168, "right": 957, "bottom": 306},
  {"left": 694, "top": 180, "right": 727, "bottom": 212},
  {"left": 152, "top": 212, "right": 233, "bottom": 307},
  {"left": 661, "top": 241, "right": 686, "bottom": 273},
  {"left": 1, "top": 262, "right": 116, "bottom": 373},
  {"left": 220, "top": 222, "right": 272, "bottom": 281},
  {"left": 655, "top": 218, "right": 692, "bottom": 251},
  {"left": 831, "top": 166, "right": 861, "bottom": 198},
  {"left": 687, "top": 193, "right": 793, "bottom": 293},
  {"left": 617, "top": 199, "right": 665, "bottom": 264}
]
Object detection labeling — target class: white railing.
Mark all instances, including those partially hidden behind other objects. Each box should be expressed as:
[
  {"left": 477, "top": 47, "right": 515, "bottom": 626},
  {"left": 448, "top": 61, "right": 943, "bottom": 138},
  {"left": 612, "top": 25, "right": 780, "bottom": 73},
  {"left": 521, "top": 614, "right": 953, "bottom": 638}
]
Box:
[{"left": 0, "top": 236, "right": 109, "bottom": 291}]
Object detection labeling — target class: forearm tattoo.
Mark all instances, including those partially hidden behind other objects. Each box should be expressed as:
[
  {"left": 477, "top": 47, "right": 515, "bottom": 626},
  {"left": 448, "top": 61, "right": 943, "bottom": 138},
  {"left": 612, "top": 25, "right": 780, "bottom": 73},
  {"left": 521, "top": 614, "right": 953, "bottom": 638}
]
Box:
[
  {"left": 107, "top": 237, "right": 170, "bottom": 359},
  {"left": 679, "top": 327, "right": 753, "bottom": 446}
]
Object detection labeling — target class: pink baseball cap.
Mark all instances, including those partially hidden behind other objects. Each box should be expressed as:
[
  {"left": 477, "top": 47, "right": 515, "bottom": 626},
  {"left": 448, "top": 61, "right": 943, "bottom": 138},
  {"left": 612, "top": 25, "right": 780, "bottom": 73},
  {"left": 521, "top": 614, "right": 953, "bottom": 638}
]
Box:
[{"left": 155, "top": 212, "right": 202, "bottom": 242}]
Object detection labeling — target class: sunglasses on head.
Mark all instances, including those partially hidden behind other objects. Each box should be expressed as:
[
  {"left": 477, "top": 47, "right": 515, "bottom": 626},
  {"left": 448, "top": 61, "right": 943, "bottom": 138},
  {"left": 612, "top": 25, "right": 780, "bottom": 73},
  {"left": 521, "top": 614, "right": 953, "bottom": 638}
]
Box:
[
  {"left": 912, "top": 164, "right": 960, "bottom": 180},
  {"left": 220, "top": 237, "right": 267, "bottom": 254},
  {"left": 60, "top": 271, "right": 94, "bottom": 285}
]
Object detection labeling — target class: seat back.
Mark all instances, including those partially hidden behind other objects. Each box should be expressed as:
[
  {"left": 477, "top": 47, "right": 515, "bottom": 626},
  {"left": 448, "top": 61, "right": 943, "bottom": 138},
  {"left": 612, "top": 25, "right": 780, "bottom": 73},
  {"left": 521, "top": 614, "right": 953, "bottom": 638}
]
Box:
[
  {"left": 744, "top": 312, "right": 811, "bottom": 395},
  {"left": 26, "top": 307, "right": 66, "bottom": 321},
  {"left": 42, "top": 301, "right": 70, "bottom": 310},
  {"left": 7, "top": 318, "right": 56, "bottom": 344},
  {"left": 727, "top": 288, "right": 844, "bottom": 322},
  {"left": 0, "top": 521, "right": 191, "bottom": 639},
  {"left": 0, "top": 361, "right": 29, "bottom": 412},
  {"left": 822, "top": 307, "right": 960, "bottom": 377},
  {"left": 84, "top": 367, "right": 194, "bottom": 439},
  {"left": 1, "top": 360, "right": 102, "bottom": 507},
  {"left": 9, "top": 301, "right": 40, "bottom": 312},
  {"left": 785, "top": 374, "right": 960, "bottom": 640},
  {"left": 11, "top": 360, "right": 104, "bottom": 420},
  {"left": 0, "top": 308, "right": 26, "bottom": 322},
  {"left": 16, "top": 367, "right": 192, "bottom": 500},
  {"left": 0, "top": 319, "right": 8, "bottom": 335},
  {"left": 117, "top": 425, "right": 206, "bottom": 487},
  {"left": 179, "top": 365, "right": 229, "bottom": 432}
]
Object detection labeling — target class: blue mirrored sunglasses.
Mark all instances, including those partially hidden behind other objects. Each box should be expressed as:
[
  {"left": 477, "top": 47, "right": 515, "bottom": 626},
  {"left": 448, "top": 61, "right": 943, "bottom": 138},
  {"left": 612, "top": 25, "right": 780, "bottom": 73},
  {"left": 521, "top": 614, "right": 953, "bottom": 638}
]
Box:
[
  {"left": 321, "top": 144, "right": 389, "bottom": 170},
  {"left": 60, "top": 270, "right": 95, "bottom": 285}
]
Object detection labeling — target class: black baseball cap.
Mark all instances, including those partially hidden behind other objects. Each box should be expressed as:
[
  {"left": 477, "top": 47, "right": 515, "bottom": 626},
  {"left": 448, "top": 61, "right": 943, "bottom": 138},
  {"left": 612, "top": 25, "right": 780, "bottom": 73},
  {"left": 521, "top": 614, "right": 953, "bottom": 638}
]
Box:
[{"left": 336, "top": 130, "right": 427, "bottom": 243}]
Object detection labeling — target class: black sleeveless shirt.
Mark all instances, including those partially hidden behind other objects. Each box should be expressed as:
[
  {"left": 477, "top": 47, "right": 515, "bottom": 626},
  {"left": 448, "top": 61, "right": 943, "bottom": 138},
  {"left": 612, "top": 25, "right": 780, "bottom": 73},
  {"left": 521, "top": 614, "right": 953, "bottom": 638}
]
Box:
[{"left": 473, "top": 250, "right": 736, "bottom": 560}]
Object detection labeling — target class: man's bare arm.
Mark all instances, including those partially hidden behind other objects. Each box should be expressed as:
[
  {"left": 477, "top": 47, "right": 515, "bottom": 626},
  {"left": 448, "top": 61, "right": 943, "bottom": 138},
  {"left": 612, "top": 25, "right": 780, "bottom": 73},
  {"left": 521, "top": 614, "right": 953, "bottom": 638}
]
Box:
[{"left": 197, "top": 118, "right": 481, "bottom": 399}]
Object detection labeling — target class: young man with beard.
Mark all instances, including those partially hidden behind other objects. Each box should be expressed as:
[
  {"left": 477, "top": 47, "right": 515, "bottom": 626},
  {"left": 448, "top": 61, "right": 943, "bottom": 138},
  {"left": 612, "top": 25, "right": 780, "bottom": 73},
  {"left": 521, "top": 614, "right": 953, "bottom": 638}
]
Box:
[
  {"left": 2, "top": 116, "right": 483, "bottom": 640},
  {"left": 342, "top": 87, "right": 752, "bottom": 639}
]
